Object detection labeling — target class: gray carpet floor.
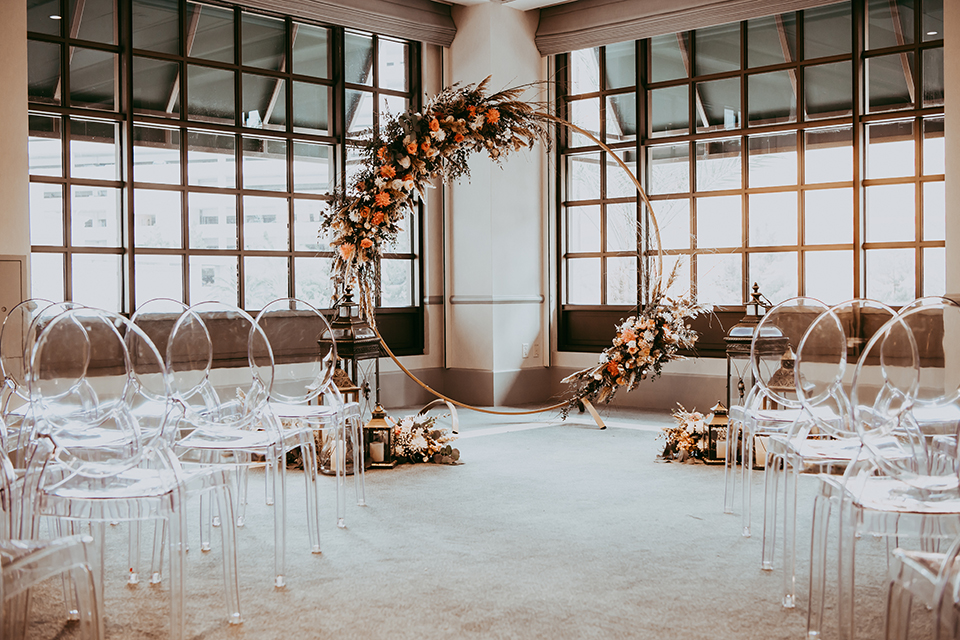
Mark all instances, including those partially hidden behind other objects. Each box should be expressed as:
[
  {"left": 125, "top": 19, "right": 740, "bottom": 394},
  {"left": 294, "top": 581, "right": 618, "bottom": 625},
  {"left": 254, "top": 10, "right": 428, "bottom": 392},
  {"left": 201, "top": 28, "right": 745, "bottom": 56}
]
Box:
[{"left": 23, "top": 407, "right": 938, "bottom": 639}]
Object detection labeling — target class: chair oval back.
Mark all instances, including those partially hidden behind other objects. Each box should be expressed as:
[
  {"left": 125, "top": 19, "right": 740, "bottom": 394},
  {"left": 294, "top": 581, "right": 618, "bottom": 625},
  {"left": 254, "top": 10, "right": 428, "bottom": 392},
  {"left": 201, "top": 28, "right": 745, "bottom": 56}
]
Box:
[
  {"left": 130, "top": 298, "right": 189, "bottom": 403},
  {"left": 0, "top": 299, "right": 67, "bottom": 401},
  {"left": 750, "top": 297, "right": 828, "bottom": 409},
  {"left": 797, "top": 298, "right": 896, "bottom": 437},
  {"left": 27, "top": 308, "right": 171, "bottom": 478},
  {"left": 253, "top": 298, "right": 337, "bottom": 405}
]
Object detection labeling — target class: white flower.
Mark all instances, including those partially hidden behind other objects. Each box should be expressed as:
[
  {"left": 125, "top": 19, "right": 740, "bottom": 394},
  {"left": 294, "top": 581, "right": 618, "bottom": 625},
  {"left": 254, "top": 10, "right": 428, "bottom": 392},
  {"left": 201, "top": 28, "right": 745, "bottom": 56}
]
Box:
[
  {"left": 398, "top": 156, "right": 411, "bottom": 169},
  {"left": 403, "top": 179, "right": 415, "bottom": 191},
  {"left": 374, "top": 177, "right": 386, "bottom": 188},
  {"left": 390, "top": 179, "right": 403, "bottom": 191},
  {"left": 470, "top": 115, "right": 485, "bottom": 130},
  {"left": 349, "top": 212, "right": 361, "bottom": 222},
  {"left": 431, "top": 128, "right": 446, "bottom": 141}
]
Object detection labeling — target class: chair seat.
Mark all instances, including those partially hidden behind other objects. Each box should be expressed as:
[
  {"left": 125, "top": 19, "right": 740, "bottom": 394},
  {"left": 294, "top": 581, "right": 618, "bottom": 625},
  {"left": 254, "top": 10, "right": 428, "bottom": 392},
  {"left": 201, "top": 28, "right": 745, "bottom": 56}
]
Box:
[
  {"left": 269, "top": 402, "right": 337, "bottom": 422},
  {"left": 177, "top": 428, "right": 280, "bottom": 452}
]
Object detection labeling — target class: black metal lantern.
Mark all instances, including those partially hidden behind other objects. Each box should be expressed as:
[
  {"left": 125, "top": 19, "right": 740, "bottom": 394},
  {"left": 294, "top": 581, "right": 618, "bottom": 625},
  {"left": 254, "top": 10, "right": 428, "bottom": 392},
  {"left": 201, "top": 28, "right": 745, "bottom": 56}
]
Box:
[
  {"left": 705, "top": 402, "right": 728, "bottom": 464},
  {"left": 318, "top": 289, "right": 382, "bottom": 416},
  {"left": 723, "top": 283, "right": 786, "bottom": 410},
  {"left": 363, "top": 404, "right": 396, "bottom": 469}
]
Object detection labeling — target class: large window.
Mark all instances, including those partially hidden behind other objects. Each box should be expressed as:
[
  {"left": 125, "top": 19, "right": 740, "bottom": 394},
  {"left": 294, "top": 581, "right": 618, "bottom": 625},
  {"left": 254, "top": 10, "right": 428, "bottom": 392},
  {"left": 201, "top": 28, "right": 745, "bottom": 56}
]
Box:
[
  {"left": 26, "top": 0, "right": 422, "bottom": 316},
  {"left": 558, "top": 0, "right": 944, "bottom": 350}
]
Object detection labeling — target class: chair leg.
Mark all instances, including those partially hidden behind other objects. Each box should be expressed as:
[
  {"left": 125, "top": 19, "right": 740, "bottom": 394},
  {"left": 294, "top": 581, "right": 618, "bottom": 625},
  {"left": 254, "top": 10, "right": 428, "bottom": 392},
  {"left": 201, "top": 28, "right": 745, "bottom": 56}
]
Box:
[
  {"left": 150, "top": 519, "right": 165, "bottom": 584},
  {"left": 723, "top": 420, "right": 738, "bottom": 514},
  {"left": 782, "top": 453, "right": 799, "bottom": 608},
  {"left": 335, "top": 422, "right": 347, "bottom": 529},
  {"left": 761, "top": 449, "right": 780, "bottom": 571},
  {"left": 214, "top": 482, "right": 242, "bottom": 625},
  {"left": 127, "top": 521, "right": 141, "bottom": 584},
  {"left": 300, "top": 435, "right": 322, "bottom": 554},
  {"left": 351, "top": 416, "right": 366, "bottom": 507},
  {"left": 885, "top": 570, "right": 912, "bottom": 640},
  {"left": 838, "top": 499, "right": 858, "bottom": 640},
  {"left": 270, "top": 443, "right": 287, "bottom": 588},
  {"left": 807, "top": 492, "right": 832, "bottom": 639},
  {"left": 167, "top": 509, "right": 186, "bottom": 640}
]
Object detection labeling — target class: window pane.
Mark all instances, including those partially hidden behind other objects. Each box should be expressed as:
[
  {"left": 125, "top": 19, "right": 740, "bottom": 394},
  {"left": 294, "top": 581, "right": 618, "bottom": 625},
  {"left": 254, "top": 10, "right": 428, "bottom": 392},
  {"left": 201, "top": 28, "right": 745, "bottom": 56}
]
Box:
[
  {"left": 749, "top": 133, "right": 797, "bottom": 188},
  {"left": 345, "top": 32, "right": 373, "bottom": 85},
  {"left": 293, "top": 23, "right": 331, "bottom": 79},
  {"left": 187, "top": 64, "right": 235, "bottom": 124},
  {"left": 566, "top": 206, "right": 600, "bottom": 253},
  {"left": 294, "top": 256, "right": 333, "bottom": 308},
  {"left": 865, "top": 183, "right": 915, "bottom": 242},
  {"left": 69, "top": 47, "right": 117, "bottom": 111},
  {"left": 189, "top": 192, "right": 236, "bottom": 249},
  {"left": 133, "top": 0, "right": 179, "bottom": 54},
  {"left": 866, "top": 120, "right": 914, "bottom": 179},
  {"left": 566, "top": 153, "right": 600, "bottom": 201},
  {"left": 569, "top": 48, "right": 599, "bottom": 94},
  {"left": 135, "top": 255, "right": 183, "bottom": 303},
  {"left": 867, "top": 53, "right": 915, "bottom": 113},
  {"left": 607, "top": 149, "right": 638, "bottom": 199},
  {"left": 648, "top": 144, "right": 689, "bottom": 195},
  {"left": 71, "top": 186, "right": 121, "bottom": 247},
  {"left": 345, "top": 89, "right": 373, "bottom": 138},
  {"left": 652, "top": 199, "right": 690, "bottom": 250},
  {"left": 661, "top": 255, "right": 691, "bottom": 299},
  {"left": 244, "top": 256, "right": 288, "bottom": 309},
  {"left": 189, "top": 255, "right": 238, "bottom": 304},
  {"left": 696, "top": 253, "right": 741, "bottom": 305},
  {"left": 345, "top": 145, "right": 364, "bottom": 190},
  {"left": 696, "top": 78, "right": 740, "bottom": 132},
  {"left": 867, "top": 0, "right": 915, "bottom": 50},
  {"left": 923, "top": 117, "right": 944, "bottom": 175},
  {"left": 293, "top": 142, "right": 332, "bottom": 194},
  {"left": 29, "top": 114, "right": 63, "bottom": 177},
  {"left": 749, "top": 192, "right": 797, "bottom": 246},
  {"left": 749, "top": 252, "right": 797, "bottom": 304},
  {"left": 606, "top": 94, "right": 636, "bottom": 143},
  {"left": 923, "top": 0, "right": 943, "bottom": 41},
  {"left": 133, "top": 56, "right": 180, "bottom": 117},
  {"left": 923, "top": 247, "right": 945, "bottom": 296},
  {"left": 133, "top": 125, "right": 180, "bottom": 184},
  {"left": 747, "top": 71, "right": 796, "bottom": 126},
  {"left": 73, "top": 254, "right": 121, "bottom": 311},
  {"left": 804, "top": 61, "right": 853, "bottom": 120},
  {"left": 805, "top": 188, "right": 853, "bottom": 244},
  {"left": 294, "top": 199, "right": 326, "bottom": 252},
  {"left": 70, "top": 119, "right": 119, "bottom": 180},
  {"left": 569, "top": 98, "right": 600, "bottom": 147},
  {"left": 28, "top": 0, "right": 62, "bottom": 35},
  {"left": 134, "top": 188, "right": 181, "bottom": 248},
  {"left": 28, "top": 40, "right": 61, "bottom": 105},
  {"left": 605, "top": 41, "right": 635, "bottom": 90},
  {"left": 389, "top": 210, "right": 413, "bottom": 254},
  {"left": 242, "top": 74, "right": 285, "bottom": 131},
  {"left": 923, "top": 181, "right": 944, "bottom": 241},
  {"left": 242, "top": 136, "right": 286, "bottom": 191},
  {"left": 293, "top": 81, "right": 331, "bottom": 135},
  {"left": 31, "top": 253, "right": 64, "bottom": 301},
  {"left": 381, "top": 259, "right": 413, "bottom": 307},
  {"left": 188, "top": 130, "right": 236, "bottom": 188},
  {"left": 607, "top": 203, "right": 637, "bottom": 252},
  {"left": 70, "top": 0, "right": 116, "bottom": 44},
  {"left": 379, "top": 95, "right": 407, "bottom": 133},
  {"left": 923, "top": 47, "right": 944, "bottom": 107},
  {"left": 606, "top": 257, "right": 637, "bottom": 304},
  {"left": 865, "top": 248, "right": 914, "bottom": 304},
  {"left": 649, "top": 86, "right": 688, "bottom": 138},
  {"left": 243, "top": 195, "right": 288, "bottom": 251},
  {"left": 566, "top": 258, "right": 600, "bottom": 304},
  {"left": 805, "top": 250, "right": 853, "bottom": 303},
  {"left": 242, "top": 12, "right": 285, "bottom": 71},
  {"left": 804, "top": 126, "right": 853, "bottom": 183},
  {"left": 696, "top": 195, "right": 741, "bottom": 248},
  {"left": 748, "top": 14, "right": 796, "bottom": 67},
  {"left": 29, "top": 183, "right": 63, "bottom": 246},
  {"left": 695, "top": 23, "right": 740, "bottom": 75},
  {"left": 188, "top": 2, "right": 234, "bottom": 64},
  {"left": 379, "top": 38, "right": 408, "bottom": 91},
  {"left": 649, "top": 33, "right": 688, "bottom": 83},
  {"left": 696, "top": 138, "right": 741, "bottom": 192},
  {"left": 804, "top": 2, "right": 852, "bottom": 59}
]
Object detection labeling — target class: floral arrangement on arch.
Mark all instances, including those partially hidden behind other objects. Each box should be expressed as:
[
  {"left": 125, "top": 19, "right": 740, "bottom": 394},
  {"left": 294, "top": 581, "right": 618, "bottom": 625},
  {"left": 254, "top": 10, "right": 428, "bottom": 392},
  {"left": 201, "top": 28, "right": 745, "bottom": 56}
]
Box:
[
  {"left": 659, "top": 404, "right": 712, "bottom": 461},
  {"left": 562, "top": 270, "right": 702, "bottom": 417},
  {"left": 321, "top": 77, "right": 549, "bottom": 321},
  {"left": 391, "top": 413, "right": 460, "bottom": 465}
]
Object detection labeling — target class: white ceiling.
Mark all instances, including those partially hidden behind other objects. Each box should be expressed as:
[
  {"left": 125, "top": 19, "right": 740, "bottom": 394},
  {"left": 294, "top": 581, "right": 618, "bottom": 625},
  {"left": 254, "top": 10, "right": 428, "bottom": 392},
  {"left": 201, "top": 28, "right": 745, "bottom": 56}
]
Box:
[{"left": 440, "top": 0, "right": 579, "bottom": 12}]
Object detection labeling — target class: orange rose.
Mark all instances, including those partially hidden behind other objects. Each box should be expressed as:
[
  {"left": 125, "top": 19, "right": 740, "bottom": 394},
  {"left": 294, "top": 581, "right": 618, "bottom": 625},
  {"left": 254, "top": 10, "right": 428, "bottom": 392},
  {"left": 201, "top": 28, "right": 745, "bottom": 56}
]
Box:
[
  {"left": 375, "top": 192, "right": 391, "bottom": 207},
  {"left": 377, "top": 146, "right": 387, "bottom": 160},
  {"left": 380, "top": 165, "right": 396, "bottom": 178},
  {"left": 371, "top": 212, "right": 385, "bottom": 225},
  {"left": 467, "top": 105, "right": 476, "bottom": 117},
  {"left": 360, "top": 207, "right": 371, "bottom": 218},
  {"left": 339, "top": 244, "right": 355, "bottom": 260},
  {"left": 406, "top": 142, "right": 418, "bottom": 155},
  {"left": 360, "top": 238, "right": 373, "bottom": 249},
  {"left": 486, "top": 108, "right": 500, "bottom": 124},
  {"left": 606, "top": 361, "right": 620, "bottom": 375},
  {"left": 420, "top": 140, "right": 431, "bottom": 152},
  {"left": 429, "top": 118, "right": 439, "bottom": 132},
  {"left": 454, "top": 133, "right": 464, "bottom": 143}
]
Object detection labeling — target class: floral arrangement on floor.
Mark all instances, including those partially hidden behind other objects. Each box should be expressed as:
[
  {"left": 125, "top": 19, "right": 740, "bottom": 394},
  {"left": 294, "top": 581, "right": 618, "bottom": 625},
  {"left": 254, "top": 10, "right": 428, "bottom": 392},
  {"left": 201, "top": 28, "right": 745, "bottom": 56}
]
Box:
[
  {"left": 392, "top": 413, "right": 460, "bottom": 465},
  {"left": 561, "top": 271, "right": 701, "bottom": 417},
  {"left": 320, "top": 77, "right": 549, "bottom": 322},
  {"left": 659, "top": 404, "right": 712, "bottom": 461}
]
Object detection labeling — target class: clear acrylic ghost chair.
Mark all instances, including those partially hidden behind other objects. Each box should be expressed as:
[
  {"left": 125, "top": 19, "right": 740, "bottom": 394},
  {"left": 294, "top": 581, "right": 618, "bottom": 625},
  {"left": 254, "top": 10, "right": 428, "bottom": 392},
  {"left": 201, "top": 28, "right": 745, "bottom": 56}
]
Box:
[
  {"left": 254, "top": 297, "right": 365, "bottom": 530},
  {"left": 764, "top": 298, "right": 895, "bottom": 608},
  {"left": 806, "top": 297, "right": 960, "bottom": 640},
  {"left": 19, "top": 308, "right": 241, "bottom": 639},
  {"left": 168, "top": 301, "right": 318, "bottom": 588},
  {"left": 724, "top": 297, "right": 828, "bottom": 537},
  {"left": 1, "top": 433, "right": 102, "bottom": 640}
]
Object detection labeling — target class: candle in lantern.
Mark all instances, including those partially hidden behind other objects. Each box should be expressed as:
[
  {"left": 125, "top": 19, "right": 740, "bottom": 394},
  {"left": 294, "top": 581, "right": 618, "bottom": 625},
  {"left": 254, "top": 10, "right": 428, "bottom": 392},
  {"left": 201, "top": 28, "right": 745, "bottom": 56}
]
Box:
[{"left": 370, "top": 441, "right": 385, "bottom": 463}]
